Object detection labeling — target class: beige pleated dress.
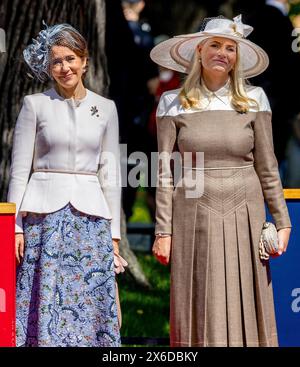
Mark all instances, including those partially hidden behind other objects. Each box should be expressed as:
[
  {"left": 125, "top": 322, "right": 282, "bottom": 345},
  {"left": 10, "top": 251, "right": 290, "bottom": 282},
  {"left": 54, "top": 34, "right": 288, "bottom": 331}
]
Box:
[{"left": 155, "top": 80, "right": 292, "bottom": 347}]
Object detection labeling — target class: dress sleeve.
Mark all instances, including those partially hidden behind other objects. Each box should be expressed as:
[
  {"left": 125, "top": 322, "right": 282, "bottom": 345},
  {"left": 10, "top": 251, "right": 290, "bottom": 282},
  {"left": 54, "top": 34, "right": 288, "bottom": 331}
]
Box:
[
  {"left": 99, "top": 101, "right": 121, "bottom": 240},
  {"left": 155, "top": 94, "right": 178, "bottom": 235},
  {"left": 7, "top": 96, "right": 37, "bottom": 233},
  {"left": 253, "top": 89, "right": 291, "bottom": 230}
]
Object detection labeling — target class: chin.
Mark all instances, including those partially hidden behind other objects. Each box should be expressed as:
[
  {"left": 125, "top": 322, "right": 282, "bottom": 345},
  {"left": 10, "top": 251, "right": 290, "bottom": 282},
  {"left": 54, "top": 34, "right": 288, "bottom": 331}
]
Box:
[
  {"left": 211, "top": 66, "right": 228, "bottom": 73},
  {"left": 58, "top": 80, "right": 79, "bottom": 89}
]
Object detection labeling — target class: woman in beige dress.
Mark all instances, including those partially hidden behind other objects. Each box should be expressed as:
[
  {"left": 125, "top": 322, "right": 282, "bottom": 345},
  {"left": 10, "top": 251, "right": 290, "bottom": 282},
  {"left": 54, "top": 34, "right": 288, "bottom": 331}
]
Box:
[{"left": 150, "top": 15, "right": 291, "bottom": 347}]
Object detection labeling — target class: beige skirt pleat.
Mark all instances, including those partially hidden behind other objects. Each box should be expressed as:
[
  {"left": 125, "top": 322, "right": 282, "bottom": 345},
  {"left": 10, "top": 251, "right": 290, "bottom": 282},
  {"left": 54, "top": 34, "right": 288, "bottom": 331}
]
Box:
[{"left": 170, "top": 169, "right": 278, "bottom": 347}]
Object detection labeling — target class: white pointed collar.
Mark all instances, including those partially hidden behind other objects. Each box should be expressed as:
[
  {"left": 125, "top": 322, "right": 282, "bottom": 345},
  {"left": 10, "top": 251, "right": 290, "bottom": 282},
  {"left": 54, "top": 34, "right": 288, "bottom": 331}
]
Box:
[{"left": 200, "top": 78, "right": 231, "bottom": 104}]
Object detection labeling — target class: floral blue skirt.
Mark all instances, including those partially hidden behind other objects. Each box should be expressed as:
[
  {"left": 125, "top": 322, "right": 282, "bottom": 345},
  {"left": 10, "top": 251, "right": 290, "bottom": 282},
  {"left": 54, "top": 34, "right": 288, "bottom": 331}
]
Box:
[{"left": 16, "top": 203, "right": 121, "bottom": 347}]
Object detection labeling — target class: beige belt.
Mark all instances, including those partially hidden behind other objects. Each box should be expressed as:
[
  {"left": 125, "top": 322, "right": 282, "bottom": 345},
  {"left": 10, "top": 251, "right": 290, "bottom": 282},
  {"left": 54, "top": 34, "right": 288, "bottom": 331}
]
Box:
[
  {"left": 33, "top": 168, "right": 98, "bottom": 176},
  {"left": 182, "top": 163, "right": 254, "bottom": 171}
]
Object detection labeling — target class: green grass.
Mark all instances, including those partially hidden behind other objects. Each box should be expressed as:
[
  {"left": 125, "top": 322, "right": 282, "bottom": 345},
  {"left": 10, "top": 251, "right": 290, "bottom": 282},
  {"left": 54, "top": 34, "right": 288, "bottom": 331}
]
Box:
[{"left": 118, "top": 252, "right": 170, "bottom": 338}]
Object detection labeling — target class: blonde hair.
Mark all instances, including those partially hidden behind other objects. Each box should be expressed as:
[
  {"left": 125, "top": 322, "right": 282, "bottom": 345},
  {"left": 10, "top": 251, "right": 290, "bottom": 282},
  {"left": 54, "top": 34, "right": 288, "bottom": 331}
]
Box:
[{"left": 179, "top": 40, "right": 258, "bottom": 113}]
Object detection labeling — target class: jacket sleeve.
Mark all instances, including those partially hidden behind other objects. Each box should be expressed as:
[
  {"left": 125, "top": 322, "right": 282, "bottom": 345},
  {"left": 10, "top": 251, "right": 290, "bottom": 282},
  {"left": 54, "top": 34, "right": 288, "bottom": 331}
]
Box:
[
  {"left": 99, "top": 101, "right": 121, "bottom": 240},
  {"left": 253, "top": 89, "right": 291, "bottom": 230},
  {"left": 155, "top": 94, "right": 177, "bottom": 235},
  {"left": 7, "top": 96, "right": 37, "bottom": 233}
]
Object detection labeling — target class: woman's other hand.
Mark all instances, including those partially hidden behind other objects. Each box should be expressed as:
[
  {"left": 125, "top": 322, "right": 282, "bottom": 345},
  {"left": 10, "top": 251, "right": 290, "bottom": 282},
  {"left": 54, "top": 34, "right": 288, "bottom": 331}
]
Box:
[
  {"left": 15, "top": 233, "right": 25, "bottom": 264},
  {"left": 272, "top": 227, "right": 291, "bottom": 257},
  {"left": 152, "top": 235, "right": 172, "bottom": 265}
]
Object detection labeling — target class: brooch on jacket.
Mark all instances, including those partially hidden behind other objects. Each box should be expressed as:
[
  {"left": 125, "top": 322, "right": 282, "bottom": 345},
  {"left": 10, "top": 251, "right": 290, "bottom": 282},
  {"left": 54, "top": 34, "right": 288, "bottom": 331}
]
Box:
[{"left": 90, "top": 106, "right": 99, "bottom": 117}]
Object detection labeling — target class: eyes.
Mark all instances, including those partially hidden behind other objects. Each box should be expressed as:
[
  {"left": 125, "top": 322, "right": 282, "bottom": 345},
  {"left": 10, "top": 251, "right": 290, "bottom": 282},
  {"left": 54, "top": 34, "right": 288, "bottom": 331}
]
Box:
[
  {"left": 210, "top": 43, "right": 236, "bottom": 53},
  {"left": 51, "top": 55, "right": 76, "bottom": 67},
  {"left": 66, "top": 56, "right": 76, "bottom": 62}
]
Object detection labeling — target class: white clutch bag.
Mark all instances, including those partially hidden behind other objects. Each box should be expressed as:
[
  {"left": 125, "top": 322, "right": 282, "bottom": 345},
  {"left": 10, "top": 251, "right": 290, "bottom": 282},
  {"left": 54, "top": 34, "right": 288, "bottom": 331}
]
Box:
[{"left": 259, "top": 222, "right": 279, "bottom": 260}]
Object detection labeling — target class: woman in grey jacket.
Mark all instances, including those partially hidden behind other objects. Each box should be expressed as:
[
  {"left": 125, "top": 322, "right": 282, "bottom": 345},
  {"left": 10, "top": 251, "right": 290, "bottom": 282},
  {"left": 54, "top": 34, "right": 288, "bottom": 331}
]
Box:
[{"left": 7, "top": 23, "right": 125, "bottom": 347}]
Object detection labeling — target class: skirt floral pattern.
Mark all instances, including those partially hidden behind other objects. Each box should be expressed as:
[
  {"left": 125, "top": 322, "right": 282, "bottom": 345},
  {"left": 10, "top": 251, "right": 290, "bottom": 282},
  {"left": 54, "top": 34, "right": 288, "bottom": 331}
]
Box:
[{"left": 16, "top": 203, "right": 121, "bottom": 347}]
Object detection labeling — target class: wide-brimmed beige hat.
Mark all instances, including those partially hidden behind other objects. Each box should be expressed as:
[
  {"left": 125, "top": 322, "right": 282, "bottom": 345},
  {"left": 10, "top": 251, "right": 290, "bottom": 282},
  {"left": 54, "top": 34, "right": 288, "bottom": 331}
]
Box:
[{"left": 150, "top": 14, "right": 269, "bottom": 78}]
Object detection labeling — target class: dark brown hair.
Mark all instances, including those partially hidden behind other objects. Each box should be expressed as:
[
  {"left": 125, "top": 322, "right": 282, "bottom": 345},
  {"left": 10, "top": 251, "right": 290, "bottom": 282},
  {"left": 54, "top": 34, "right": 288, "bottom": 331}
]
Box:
[{"left": 52, "top": 28, "right": 89, "bottom": 78}]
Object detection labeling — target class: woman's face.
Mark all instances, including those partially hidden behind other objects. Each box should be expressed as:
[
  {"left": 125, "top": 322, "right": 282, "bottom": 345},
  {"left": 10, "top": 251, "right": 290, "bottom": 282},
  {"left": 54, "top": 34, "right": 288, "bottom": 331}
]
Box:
[
  {"left": 198, "top": 37, "right": 237, "bottom": 75},
  {"left": 50, "top": 45, "right": 87, "bottom": 89}
]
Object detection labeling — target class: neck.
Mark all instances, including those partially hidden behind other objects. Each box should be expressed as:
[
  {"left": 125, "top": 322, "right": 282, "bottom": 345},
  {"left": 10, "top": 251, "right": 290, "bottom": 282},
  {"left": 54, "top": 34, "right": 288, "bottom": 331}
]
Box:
[
  {"left": 55, "top": 81, "right": 86, "bottom": 100},
  {"left": 202, "top": 72, "right": 230, "bottom": 92}
]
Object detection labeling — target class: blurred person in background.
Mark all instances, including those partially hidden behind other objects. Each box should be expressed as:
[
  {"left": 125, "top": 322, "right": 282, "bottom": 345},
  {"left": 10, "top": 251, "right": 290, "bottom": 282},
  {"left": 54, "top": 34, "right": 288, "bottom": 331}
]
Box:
[
  {"left": 238, "top": 0, "right": 300, "bottom": 168},
  {"left": 121, "top": 0, "right": 158, "bottom": 221},
  {"left": 148, "top": 35, "right": 181, "bottom": 139},
  {"left": 284, "top": 113, "right": 300, "bottom": 187},
  {"left": 146, "top": 34, "right": 181, "bottom": 219}
]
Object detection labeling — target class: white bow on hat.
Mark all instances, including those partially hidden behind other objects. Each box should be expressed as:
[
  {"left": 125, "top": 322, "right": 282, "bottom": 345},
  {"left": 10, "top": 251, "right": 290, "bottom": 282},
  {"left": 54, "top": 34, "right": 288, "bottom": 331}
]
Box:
[{"left": 197, "top": 14, "right": 253, "bottom": 38}]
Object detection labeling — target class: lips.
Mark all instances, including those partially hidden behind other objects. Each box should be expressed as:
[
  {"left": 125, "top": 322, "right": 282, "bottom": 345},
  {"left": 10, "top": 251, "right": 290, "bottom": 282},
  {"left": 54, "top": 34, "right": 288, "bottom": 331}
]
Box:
[
  {"left": 214, "top": 59, "right": 227, "bottom": 65},
  {"left": 60, "top": 74, "right": 74, "bottom": 80}
]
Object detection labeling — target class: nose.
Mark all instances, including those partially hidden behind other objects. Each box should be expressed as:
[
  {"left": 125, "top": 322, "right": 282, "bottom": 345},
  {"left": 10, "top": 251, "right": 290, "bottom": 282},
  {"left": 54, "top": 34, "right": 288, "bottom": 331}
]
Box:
[
  {"left": 217, "top": 47, "right": 226, "bottom": 57},
  {"left": 61, "top": 60, "right": 70, "bottom": 72}
]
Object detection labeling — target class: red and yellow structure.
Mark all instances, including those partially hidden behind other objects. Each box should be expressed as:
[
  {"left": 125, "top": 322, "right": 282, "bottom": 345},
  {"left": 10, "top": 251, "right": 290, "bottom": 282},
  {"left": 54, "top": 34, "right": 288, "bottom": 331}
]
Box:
[{"left": 0, "top": 203, "right": 16, "bottom": 347}]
